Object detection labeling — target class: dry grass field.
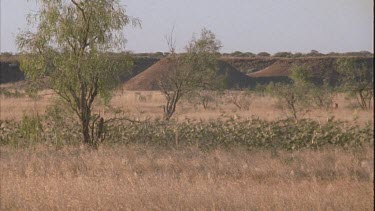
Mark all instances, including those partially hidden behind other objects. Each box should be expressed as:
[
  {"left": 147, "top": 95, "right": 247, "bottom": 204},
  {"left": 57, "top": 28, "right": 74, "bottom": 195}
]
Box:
[
  {"left": 1, "top": 88, "right": 374, "bottom": 210},
  {"left": 1, "top": 145, "right": 373, "bottom": 210},
  {"left": 1, "top": 89, "right": 373, "bottom": 125}
]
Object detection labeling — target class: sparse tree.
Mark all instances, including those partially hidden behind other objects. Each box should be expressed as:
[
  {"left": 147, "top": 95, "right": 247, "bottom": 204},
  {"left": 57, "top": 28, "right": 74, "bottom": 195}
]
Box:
[
  {"left": 186, "top": 90, "right": 219, "bottom": 110},
  {"left": 337, "top": 58, "right": 374, "bottom": 110},
  {"left": 17, "top": 0, "right": 140, "bottom": 148},
  {"left": 160, "top": 28, "right": 222, "bottom": 120},
  {"left": 270, "top": 83, "right": 309, "bottom": 120},
  {"left": 290, "top": 65, "right": 336, "bottom": 110},
  {"left": 226, "top": 90, "right": 253, "bottom": 111}
]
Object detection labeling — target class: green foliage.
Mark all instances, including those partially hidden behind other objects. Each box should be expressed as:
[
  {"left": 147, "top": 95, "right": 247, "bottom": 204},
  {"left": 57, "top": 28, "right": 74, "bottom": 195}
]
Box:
[
  {"left": 337, "top": 58, "right": 373, "bottom": 110},
  {"left": 16, "top": 0, "right": 139, "bottom": 147},
  {"left": 273, "top": 52, "right": 293, "bottom": 58},
  {"left": 0, "top": 114, "right": 43, "bottom": 148},
  {"left": 2, "top": 117, "right": 372, "bottom": 151},
  {"left": 244, "top": 52, "right": 256, "bottom": 57},
  {"left": 160, "top": 28, "right": 223, "bottom": 120},
  {"left": 229, "top": 51, "right": 255, "bottom": 57},
  {"left": 257, "top": 52, "right": 270, "bottom": 57},
  {"left": 306, "top": 50, "right": 324, "bottom": 57},
  {"left": 289, "top": 65, "right": 315, "bottom": 85},
  {"left": 19, "top": 114, "right": 44, "bottom": 144},
  {"left": 0, "top": 88, "right": 25, "bottom": 98},
  {"left": 289, "top": 65, "right": 337, "bottom": 110},
  {"left": 43, "top": 102, "right": 82, "bottom": 147},
  {"left": 292, "top": 52, "right": 304, "bottom": 58}
]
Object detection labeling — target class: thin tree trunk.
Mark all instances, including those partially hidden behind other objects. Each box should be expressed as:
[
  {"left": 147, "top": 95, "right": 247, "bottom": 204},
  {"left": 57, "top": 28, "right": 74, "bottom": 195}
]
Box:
[{"left": 81, "top": 116, "right": 91, "bottom": 144}]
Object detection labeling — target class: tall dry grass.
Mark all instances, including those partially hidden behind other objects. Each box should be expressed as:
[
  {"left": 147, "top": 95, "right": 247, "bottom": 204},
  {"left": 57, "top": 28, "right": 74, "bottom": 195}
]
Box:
[
  {"left": 1, "top": 90, "right": 374, "bottom": 126},
  {"left": 1, "top": 145, "right": 373, "bottom": 210}
]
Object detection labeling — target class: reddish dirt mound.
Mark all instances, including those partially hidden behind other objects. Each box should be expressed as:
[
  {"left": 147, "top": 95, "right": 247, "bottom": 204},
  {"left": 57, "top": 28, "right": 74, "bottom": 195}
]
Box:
[
  {"left": 248, "top": 60, "right": 290, "bottom": 77},
  {"left": 122, "top": 58, "right": 170, "bottom": 90},
  {"left": 122, "top": 58, "right": 255, "bottom": 91}
]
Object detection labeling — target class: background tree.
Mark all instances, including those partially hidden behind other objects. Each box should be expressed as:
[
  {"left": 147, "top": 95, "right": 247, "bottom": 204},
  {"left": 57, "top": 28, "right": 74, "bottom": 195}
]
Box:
[
  {"left": 225, "top": 90, "right": 253, "bottom": 111},
  {"left": 290, "top": 65, "right": 336, "bottom": 110},
  {"left": 231, "top": 51, "right": 246, "bottom": 57},
  {"left": 257, "top": 52, "right": 270, "bottom": 57},
  {"left": 337, "top": 58, "right": 374, "bottom": 110},
  {"left": 273, "top": 52, "right": 293, "bottom": 58},
  {"left": 160, "top": 28, "right": 222, "bottom": 120},
  {"left": 244, "top": 52, "right": 256, "bottom": 57},
  {"left": 306, "top": 50, "right": 323, "bottom": 57},
  {"left": 292, "top": 52, "right": 304, "bottom": 58},
  {"left": 17, "top": 0, "right": 140, "bottom": 148},
  {"left": 269, "top": 83, "right": 307, "bottom": 120}
]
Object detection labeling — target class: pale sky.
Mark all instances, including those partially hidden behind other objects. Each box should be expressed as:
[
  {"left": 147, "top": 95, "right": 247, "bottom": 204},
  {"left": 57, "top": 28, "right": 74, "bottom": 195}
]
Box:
[{"left": 0, "top": 0, "right": 373, "bottom": 53}]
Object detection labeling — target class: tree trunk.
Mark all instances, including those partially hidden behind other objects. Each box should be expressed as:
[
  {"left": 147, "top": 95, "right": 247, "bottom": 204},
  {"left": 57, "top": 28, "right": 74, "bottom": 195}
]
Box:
[
  {"left": 80, "top": 94, "right": 93, "bottom": 146},
  {"left": 81, "top": 114, "right": 91, "bottom": 144},
  {"left": 163, "top": 90, "right": 181, "bottom": 121},
  {"left": 358, "top": 90, "right": 367, "bottom": 110}
]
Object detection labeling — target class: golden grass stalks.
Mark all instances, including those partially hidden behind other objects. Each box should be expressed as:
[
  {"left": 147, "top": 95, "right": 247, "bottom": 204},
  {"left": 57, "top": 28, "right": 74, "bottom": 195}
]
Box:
[{"left": 1, "top": 145, "right": 373, "bottom": 210}]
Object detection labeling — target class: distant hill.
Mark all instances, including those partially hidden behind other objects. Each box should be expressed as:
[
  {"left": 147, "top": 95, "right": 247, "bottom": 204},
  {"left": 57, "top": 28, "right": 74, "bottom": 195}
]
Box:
[
  {"left": 122, "top": 58, "right": 256, "bottom": 91},
  {"left": 1, "top": 54, "right": 373, "bottom": 89},
  {"left": 0, "top": 57, "right": 160, "bottom": 85},
  {"left": 247, "top": 56, "right": 374, "bottom": 86}
]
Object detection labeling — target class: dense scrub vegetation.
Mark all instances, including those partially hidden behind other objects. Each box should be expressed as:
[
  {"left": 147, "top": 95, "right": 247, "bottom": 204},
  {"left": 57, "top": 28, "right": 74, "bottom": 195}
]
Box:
[{"left": 1, "top": 113, "right": 373, "bottom": 151}]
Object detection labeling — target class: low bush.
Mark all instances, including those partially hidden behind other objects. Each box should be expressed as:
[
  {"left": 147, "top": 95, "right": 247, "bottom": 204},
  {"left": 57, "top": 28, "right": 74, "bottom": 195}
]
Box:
[{"left": 1, "top": 115, "right": 373, "bottom": 151}]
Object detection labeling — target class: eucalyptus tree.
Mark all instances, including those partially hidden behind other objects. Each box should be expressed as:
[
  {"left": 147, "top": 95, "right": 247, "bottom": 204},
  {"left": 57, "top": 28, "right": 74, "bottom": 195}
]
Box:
[
  {"left": 160, "top": 28, "right": 222, "bottom": 120},
  {"left": 17, "top": 0, "right": 140, "bottom": 147}
]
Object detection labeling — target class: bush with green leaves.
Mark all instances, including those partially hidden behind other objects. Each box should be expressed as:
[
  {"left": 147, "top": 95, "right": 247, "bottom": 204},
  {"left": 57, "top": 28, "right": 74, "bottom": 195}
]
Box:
[
  {"left": 0, "top": 114, "right": 44, "bottom": 148},
  {"left": 0, "top": 88, "right": 25, "bottom": 98},
  {"left": 288, "top": 65, "right": 337, "bottom": 111},
  {"left": 337, "top": 58, "right": 373, "bottom": 110},
  {"left": 1, "top": 115, "right": 373, "bottom": 151},
  {"left": 82, "top": 118, "right": 375, "bottom": 151},
  {"left": 17, "top": 0, "right": 140, "bottom": 148}
]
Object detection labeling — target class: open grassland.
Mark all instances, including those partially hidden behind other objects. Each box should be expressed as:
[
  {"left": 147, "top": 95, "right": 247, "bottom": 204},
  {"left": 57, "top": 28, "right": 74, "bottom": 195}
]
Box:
[
  {"left": 0, "top": 89, "right": 373, "bottom": 126},
  {"left": 1, "top": 88, "right": 373, "bottom": 210},
  {"left": 1, "top": 145, "right": 373, "bottom": 210}
]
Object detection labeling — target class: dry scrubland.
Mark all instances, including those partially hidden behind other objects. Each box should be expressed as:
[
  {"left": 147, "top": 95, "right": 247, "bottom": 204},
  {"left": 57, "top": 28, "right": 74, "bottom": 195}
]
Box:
[
  {"left": 1, "top": 89, "right": 374, "bottom": 210},
  {"left": 1, "top": 146, "right": 373, "bottom": 210},
  {"left": 0, "top": 89, "right": 373, "bottom": 125}
]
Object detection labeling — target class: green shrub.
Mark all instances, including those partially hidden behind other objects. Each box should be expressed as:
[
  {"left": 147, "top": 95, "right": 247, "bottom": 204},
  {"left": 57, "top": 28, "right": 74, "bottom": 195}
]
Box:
[
  {"left": 0, "top": 88, "right": 25, "bottom": 98},
  {"left": 1, "top": 116, "right": 373, "bottom": 151}
]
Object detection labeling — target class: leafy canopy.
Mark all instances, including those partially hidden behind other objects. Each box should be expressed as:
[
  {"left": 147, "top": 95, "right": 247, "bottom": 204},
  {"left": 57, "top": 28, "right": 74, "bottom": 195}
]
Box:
[
  {"left": 17, "top": 0, "right": 140, "bottom": 146},
  {"left": 17, "top": 0, "right": 140, "bottom": 100}
]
